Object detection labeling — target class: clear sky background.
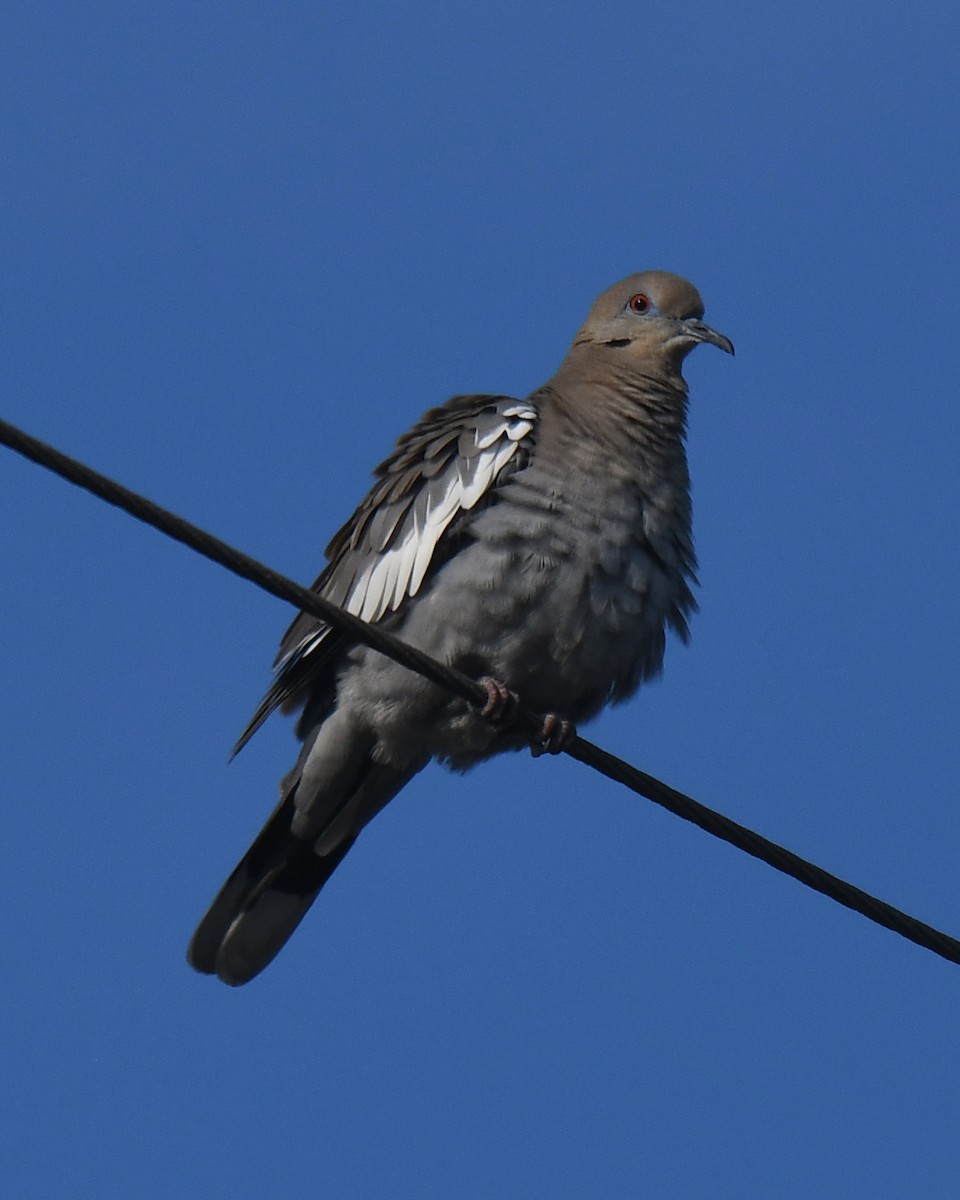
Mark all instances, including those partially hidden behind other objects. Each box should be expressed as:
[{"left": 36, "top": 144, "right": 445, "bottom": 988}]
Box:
[{"left": 2, "top": 3, "right": 959, "bottom": 1197}]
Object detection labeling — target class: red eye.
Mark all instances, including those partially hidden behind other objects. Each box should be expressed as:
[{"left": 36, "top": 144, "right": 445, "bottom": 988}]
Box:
[{"left": 628, "top": 293, "right": 650, "bottom": 314}]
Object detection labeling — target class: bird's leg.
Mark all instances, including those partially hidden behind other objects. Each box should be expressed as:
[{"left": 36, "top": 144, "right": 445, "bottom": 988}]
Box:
[{"left": 478, "top": 676, "right": 576, "bottom": 756}]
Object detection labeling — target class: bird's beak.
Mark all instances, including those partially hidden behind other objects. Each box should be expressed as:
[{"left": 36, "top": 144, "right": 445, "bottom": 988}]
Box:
[{"left": 682, "top": 318, "right": 735, "bottom": 356}]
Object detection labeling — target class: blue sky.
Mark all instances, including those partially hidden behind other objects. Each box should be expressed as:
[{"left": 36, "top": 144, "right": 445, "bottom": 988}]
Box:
[{"left": 2, "top": 3, "right": 960, "bottom": 1196}]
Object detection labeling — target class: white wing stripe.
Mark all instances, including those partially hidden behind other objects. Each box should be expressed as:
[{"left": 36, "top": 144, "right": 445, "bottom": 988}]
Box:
[
  {"left": 275, "top": 404, "right": 538, "bottom": 671},
  {"left": 346, "top": 409, "right": 535, "bottom": 619}
]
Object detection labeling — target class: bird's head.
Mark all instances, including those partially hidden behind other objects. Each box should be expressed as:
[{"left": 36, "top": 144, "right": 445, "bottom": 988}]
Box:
[{"left": 572, "top": 271, "right": 734, "bottom": 378}]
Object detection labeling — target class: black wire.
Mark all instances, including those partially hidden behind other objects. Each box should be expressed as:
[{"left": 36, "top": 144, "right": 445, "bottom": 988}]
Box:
[{"left": 2, "top": 414, "right": 958, "bottom": 967}]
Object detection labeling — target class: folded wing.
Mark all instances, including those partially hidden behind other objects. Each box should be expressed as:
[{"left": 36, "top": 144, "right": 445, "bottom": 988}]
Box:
[{"left": 232, "top": 394, "right": 538, "bottom": 754}]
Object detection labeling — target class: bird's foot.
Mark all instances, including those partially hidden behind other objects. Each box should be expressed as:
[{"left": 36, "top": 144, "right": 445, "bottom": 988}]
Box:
[
  {"left": 530, "top": 712, "right": 577, "bottom": 757},
  {"left": 478, "top": 676, "right": 576, "bottom": 756},
  {"left": 479, "top": 676, "right": 519, "bottom": 722}
]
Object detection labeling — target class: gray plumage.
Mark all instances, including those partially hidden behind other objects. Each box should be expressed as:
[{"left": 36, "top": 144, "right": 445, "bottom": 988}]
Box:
[{"left": 188, "top": 270, "right": 733, "bottom": 985}]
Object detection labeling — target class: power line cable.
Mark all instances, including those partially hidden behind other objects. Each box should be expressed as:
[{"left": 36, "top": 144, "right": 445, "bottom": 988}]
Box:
[{"left": 2, "top": 414, "right": 958, "bottom": 967}]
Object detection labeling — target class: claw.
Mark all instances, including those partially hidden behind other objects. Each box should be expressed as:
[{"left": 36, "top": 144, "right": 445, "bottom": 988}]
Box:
[
  {"left": 531, "top": 713, "right": 576, "bottom": 757},
  {"left": 479, "top": 676, "right": 518, "bottom": 722}
]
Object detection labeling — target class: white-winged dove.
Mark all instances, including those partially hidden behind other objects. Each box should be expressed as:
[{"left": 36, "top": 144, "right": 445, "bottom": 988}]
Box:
[{"left": 189, "top": 271, "right": 733, "bottom": 985}]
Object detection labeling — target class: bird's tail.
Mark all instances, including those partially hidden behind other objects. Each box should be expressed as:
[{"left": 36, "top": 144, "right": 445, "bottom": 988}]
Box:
[{"left": 188, "top": 757, "right": 416, "bottom": 986}]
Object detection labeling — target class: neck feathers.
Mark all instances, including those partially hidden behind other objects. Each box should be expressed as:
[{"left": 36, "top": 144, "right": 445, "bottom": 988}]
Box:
[{"left": 538, "top": 352, "right": 690, "bottom": 464}]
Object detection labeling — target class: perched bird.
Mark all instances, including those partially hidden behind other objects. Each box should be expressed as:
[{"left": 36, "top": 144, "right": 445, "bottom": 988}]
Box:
[{"left": 188, "top": 270, "right": 733, "bottom": 985}]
